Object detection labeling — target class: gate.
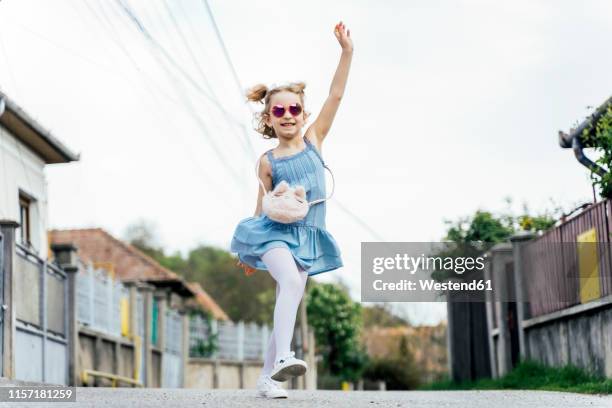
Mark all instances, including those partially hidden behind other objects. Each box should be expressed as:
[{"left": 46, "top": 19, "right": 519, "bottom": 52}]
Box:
[
  {"left": 0, "top": 231, "right": 4, "bottom": 376},
  {"left": 14, "top": 243, "right": 68, "bottom": 384}
]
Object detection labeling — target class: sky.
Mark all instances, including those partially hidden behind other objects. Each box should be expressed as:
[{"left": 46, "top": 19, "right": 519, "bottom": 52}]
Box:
[{"left": 1, "top": 0, "right": 611, "bottom": 325}]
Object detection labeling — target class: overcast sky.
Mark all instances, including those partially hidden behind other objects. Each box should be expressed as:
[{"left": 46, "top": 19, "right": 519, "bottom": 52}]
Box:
[{"left": 1, "top": 0, "right": 611, "bottom": 325}]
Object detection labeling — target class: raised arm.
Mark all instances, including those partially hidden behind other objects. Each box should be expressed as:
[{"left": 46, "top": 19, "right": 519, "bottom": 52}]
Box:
[{"left": 308, "top": 21, "right": 353, "bottom": 144}]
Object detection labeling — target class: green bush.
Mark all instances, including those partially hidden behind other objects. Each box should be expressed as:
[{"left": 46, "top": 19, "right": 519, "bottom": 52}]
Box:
[
  {"left": 421, "top": 360, "right": 612, "bottom": 394},
  {"left": 306, "top": 283, "right": 369, "bottom": 382},
  {"left": 362, "top": 337, "right": 421, "bottom": 390},
  {"left": 581, "top": 102, "right": 612, "bottom": 198}
]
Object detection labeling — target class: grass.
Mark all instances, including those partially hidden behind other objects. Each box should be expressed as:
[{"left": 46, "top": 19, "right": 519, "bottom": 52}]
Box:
[{"left": 420, "top": 360, "right": 612, "bottom": 394}]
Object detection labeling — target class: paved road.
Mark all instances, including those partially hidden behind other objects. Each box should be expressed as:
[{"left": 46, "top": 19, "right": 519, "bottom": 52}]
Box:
[{"left": 2, "top": 388, "right": 611, "bottom": 408}]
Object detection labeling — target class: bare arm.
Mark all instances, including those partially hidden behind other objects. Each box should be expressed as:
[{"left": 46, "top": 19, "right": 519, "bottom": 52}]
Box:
[
  {"left": 309, "top": 21, "right": 353, "bottom": 144},
  {"left": 253, "top": 154, "right": 273, "bottom": 217}
]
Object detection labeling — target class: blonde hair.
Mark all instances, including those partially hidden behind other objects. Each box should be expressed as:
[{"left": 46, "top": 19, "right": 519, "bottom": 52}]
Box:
[{"left": 246, "top": 82, "right": 307, "bottom": 139}]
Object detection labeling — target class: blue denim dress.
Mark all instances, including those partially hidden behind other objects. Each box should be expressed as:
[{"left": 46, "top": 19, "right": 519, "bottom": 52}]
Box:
[{"left": 230, "top": 136, "right": 343, "bottom": 276}]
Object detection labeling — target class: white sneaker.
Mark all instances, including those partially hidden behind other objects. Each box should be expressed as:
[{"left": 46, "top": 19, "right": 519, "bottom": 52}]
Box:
[
  {"left": 270, "top": 351, "right": 308, "bottom": 382},
  {"left": 256, "top": 374, "right": 288, "bottom": 399}
]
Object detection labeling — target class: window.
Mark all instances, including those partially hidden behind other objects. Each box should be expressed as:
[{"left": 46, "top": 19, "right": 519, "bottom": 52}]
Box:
[{"left": 18, "top": 193, "right": 31, "bottom": 246}]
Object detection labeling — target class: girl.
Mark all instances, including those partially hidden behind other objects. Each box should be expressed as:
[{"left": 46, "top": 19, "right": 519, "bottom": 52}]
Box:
[{"left": 230, "top": 21, "right": 353, "bottom": 399}]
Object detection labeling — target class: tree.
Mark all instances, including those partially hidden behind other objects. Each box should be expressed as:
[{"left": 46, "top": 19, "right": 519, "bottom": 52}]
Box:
[
  {"left": 362, "top": 304, "right": 410, "bottom": 328},
  {"left": 306, "top": 283, "right": 369, "bottom": 381},
  {"left": 123, "top": 220, "right": 276, "bottom": 325},
  {"left": 123, "top": 219, "right": 166, "bottom": 260},
  {"left": 432, "top": 200, "right": 560, "bottom": 282}
]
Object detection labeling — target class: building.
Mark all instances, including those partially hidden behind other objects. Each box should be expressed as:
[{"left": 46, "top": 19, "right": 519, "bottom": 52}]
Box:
[
  {"left": 0, "top": 91, "right": 79, "bottom": 383},
  {"left": 49, "top": 227, "right": 229, "bottom": 387}
]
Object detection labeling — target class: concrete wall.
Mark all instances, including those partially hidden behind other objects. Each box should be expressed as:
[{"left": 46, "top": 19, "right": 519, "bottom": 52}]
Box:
[
  {"left": 0, "top": 124, "right": 48, "bottom": 256},
  {"left": 186, "top": 359, "right": 288, "bottom": 390},
  {"left": 523, "top": 301, "right": 612, "bottom": 378}
]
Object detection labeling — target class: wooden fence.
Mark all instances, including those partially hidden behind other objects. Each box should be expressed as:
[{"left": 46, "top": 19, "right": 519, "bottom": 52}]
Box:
[{"left": 522, "top": 199, "right": 612, "bottom": 317}]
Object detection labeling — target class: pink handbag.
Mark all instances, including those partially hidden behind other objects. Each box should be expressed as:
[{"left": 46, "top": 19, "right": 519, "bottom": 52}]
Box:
[{"left": 255, "top": 153, "right": 335, "bottom": 224}]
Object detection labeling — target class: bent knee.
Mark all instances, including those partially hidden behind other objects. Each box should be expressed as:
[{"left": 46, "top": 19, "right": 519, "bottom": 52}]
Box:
[{"left": 282, "top": 273, "right": 306, "bottom": 295}]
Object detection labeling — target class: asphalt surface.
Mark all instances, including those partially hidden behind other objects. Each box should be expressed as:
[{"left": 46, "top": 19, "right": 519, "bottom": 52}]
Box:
[{"left": 1, "top": 388, "right": 611, "bottom": 408}]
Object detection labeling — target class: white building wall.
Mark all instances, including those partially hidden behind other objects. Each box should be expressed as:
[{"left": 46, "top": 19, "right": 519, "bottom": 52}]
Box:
[{"left": 0, "top": 123, "right": 49, "bottom": 257}]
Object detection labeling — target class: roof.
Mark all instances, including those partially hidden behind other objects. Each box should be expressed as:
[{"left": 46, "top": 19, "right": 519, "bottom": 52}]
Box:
[
  {"left": 0, "top": 91, "right": 79, "bottom": 164},
  {"left": 185, "top": 282, "right": 230, "bottom": 321},
  {"left": 48, "top": 228, "right": 229, "bottom": 319}
]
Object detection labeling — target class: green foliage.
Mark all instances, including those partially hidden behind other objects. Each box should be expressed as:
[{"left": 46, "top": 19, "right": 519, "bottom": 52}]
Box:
[
  {"left": 433, "top": 201, "right": 560, "bottom": 282},
  {"left": 581, "top": 102, "right": 612, "bottom": 198},
  {"left": 177, "top": 246, "right": 276, "bottom": 324},
  {"left": 306, "top": 283, "right": 369, "bottom": 381},
  {"left": 421, "top": 360, "right": 612, "bottom": 394},
  {"left": 443, "top": 199, "right": 560, "bottom": 243},
  {"left": 188, "top": 309, "right": 218, "bottom": 358},
  {"left": 362, "top": 336, "right": 421, "bottom": 390},
  {"left": 445, "top": 210, "right": 514, "bottom": 243},
  {"left": 124, "top": 221, "right": 276, "bottom": 325}
]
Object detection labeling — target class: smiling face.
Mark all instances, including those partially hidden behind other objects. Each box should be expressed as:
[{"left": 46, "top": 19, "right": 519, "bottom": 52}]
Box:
[{"left": 264, "top": 91, "right": 309, "bottom": 140}]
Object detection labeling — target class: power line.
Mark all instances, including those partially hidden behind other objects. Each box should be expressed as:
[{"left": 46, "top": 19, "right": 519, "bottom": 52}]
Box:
[
  {"left": 200, "top": 0, "right": 255, "bottom": 156},
  {"left": 331, "top": 198, "right": 387, "bottom": 242},
  {"left": 77, "top": 0, "right": 246, "bottom": 208},
  {"left": 158, "top": 0, "right": 254, "bottom": 159},
  {"left": 111, "top": 0, "right": 248, "bottom": 189},
  {"left": 200, "top": 0, "right": 245, "bottom": 100},
  {"left": 114, "top": 0, "right": 246, "bottom": 128},
  {"left": 160, "top": 0, "right": 218, "bottom": 102}
]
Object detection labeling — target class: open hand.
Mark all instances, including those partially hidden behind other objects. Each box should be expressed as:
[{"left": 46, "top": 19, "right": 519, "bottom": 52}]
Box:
[{"left": 334, "top": 21, "right": 353, "bottom": 52}]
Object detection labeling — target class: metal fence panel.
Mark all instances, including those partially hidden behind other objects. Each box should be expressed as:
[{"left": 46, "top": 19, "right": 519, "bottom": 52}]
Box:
[
  {"left": 162, "top": 309, "right": 183, "bottom": 387},
  {"left": 164, "top": 309, "right": 183, "bottom": 355},
  {"left": 112, "top": 281, "right": 127, "bottom": 337},
  {"left": 76, "top": 265, "right": 92, "bottom": 326},
  {"left": 77, "top": 264, "right": 129, "bottom": 338},
  {"left": 244, "top": 322, "right": 264, "bottom": 360},
  {"left": 15, "top": 329, "right": 43, "bottom": 382},
  {"left": 92, "top": 269, "right": 110, "bottom": 333},
  {"left": 46, "top": 272, "right": 65, "bottom": 335},
  {"left": 13, "top": 246, "right": 68, "bottom": 385},
  {"left": 14, "top": 255, "right": 40, "bottom": 325},
  {"left": 190, "top": 317, "right": 270, "bottom": 361},
  {"left": 0, "top": 232, "right": 3, "bottom": 376},
  {"left": 216, "top": 321, "right": 239, "bottom": 360},
  {"left": 136, "top": 292, "right": 145, "bottom": 384},
  {"left": 162, "top": 353, "right": 182, "bottom": 388},
  {"left": 45, "top": 338, "right": 68, "bottom": 385}
]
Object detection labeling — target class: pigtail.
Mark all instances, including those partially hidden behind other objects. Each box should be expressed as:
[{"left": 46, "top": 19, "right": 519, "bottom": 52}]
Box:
[
  {"left": 290, "top": 81, "right": 306, "bottom": 94},
  {"left": 246, "top": 84, "right": 268, "bottom": 104}
]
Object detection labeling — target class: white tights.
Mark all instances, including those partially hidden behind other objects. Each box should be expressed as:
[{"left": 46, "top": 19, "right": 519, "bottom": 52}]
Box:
[{"left": 260, "top": 247, "right": 308, "bottom": 375}]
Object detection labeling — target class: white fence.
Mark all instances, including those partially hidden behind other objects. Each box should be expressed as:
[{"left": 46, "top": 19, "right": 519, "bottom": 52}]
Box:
[
  {"left": 76, "top": 262, "right": 129, "bottom": 337},
  {"left": 190, "top": 316, "right": 270, "bottom": 361},
  {"left": 162, "top": 308, "right": 184, "bottom": 388}
]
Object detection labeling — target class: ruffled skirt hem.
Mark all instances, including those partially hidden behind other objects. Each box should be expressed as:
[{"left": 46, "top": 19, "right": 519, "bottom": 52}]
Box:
[{"left": 230, "top": 215, "right": 343, "bottom": 276}]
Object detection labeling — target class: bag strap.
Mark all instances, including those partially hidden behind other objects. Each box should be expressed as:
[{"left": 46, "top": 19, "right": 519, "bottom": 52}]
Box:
[
  {"left": 254, "top": 154, "right": 269, "bottom": 195},
  {"left": 254, "top": 149, "right": 335, "bottom": 206},
  {"left": 308, "top": 165, "right": 335, "bottom": 206}
]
